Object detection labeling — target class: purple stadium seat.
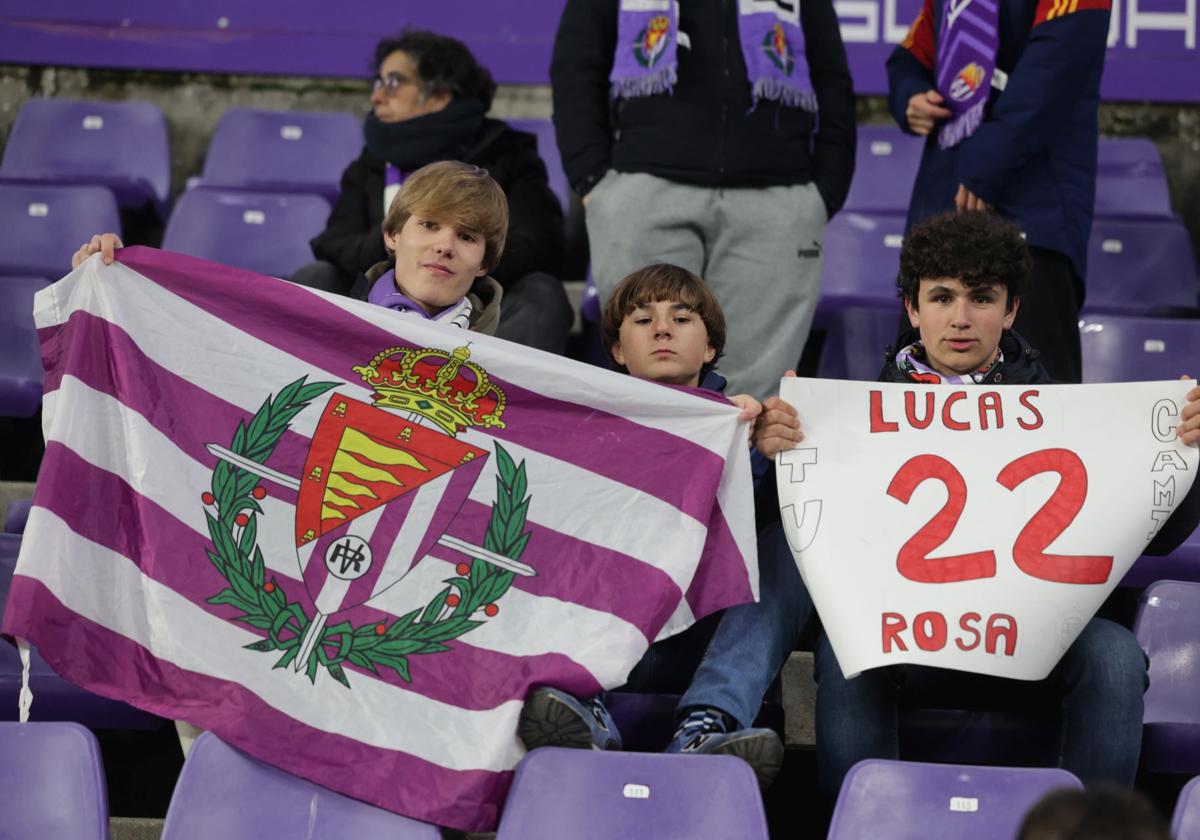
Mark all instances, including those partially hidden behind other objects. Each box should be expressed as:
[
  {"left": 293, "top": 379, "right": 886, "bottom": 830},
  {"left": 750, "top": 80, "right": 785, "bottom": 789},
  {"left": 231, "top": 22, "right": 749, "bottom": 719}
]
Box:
[
  {"left": 161, "top": 731, "right": 440, "bottom": 839},
  {"left": 162, "top": 188, "right": 332, "bottom": 279},
  {"left": 1095, "top": 138, "right": 1172, "bottom": 219},
  {"left": 817, "top": 304, "right": 898, "bottom": 380},
  {"left": 1135, "top": 580, "right": 1200, "bottom": 774},
  {"left": 0, "top": 721, "right": 108, "bottom": 839},
  {"left": 0, "top": 182, "right": 122, "bottom": 279},
  {"left": 0, "top": 533, "right": 164, "bottom": 729},
  {"left": 1083, "top": 217, "right": 1199, "bottom": 316},
  {"left": 1080, "top": 314, "right": 1200, "bottom": 383},
  {"left": 843, "top": 126, "right": 924, "bottom": 214},
  {"left": 196, "top": 108, "right": 362, "bottom": 205},
  {"left": 827, "top": 759, "right": 1081, "bottom": 840},
  {"left": 0, "top": 97, "right": 170, "bottom": 217},
  {"left": 0, "top": 276, "right": 50, "bottom": 418},
  {"left": 506, "top": 118, "right": 570, "bottom": 213},
  {"left": 5, "top": 499, "right": 31, "bottom": 534},
  {"left": 1174, "top": 775, "right": 1200, "bottom": 839},
  {"left": 816, "top": 211, "right": 906, "bottom": 328},
  {"left": 496, "top": 747, "right": 768, "bottom": 839}
]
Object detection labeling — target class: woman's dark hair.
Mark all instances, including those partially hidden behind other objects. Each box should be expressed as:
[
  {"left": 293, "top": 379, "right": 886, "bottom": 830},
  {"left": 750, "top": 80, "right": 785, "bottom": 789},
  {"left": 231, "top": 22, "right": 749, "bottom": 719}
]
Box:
[
  {"left": 373, "top": 29, "right": 496, "bottom": 111},
  {"left": 897, "top": 211, "right": 1030, "bottom": 311}
]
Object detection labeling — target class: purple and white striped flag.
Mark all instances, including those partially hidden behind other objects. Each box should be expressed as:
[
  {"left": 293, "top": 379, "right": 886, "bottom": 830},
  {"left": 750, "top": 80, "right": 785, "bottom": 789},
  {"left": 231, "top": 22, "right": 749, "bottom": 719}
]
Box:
[{"left": 1, "top": 247, "right": 757, "bottom": 831}]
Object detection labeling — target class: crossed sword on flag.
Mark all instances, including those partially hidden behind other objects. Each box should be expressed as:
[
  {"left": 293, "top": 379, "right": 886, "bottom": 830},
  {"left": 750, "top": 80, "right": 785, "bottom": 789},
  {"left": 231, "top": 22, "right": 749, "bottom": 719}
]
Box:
[{"left": 206, "top": 439, "right": 536, "bottom": 673}]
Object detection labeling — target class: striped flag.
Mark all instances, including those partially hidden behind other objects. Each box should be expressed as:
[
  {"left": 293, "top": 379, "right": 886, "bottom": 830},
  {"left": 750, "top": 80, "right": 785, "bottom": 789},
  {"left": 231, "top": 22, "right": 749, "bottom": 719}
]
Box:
[{"left": 1, "top": 247, "right": 757, "bottom": 831}]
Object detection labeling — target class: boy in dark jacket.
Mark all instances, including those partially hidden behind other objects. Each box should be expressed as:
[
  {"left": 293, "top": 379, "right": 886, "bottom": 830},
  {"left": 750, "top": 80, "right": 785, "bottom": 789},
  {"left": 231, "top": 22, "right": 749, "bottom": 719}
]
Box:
[
  {"left": 520, "top": 263, "right": 815, "bottom": 789},
  {"left": 756, "top": 211, "right": 1200, "bottom": 798}
]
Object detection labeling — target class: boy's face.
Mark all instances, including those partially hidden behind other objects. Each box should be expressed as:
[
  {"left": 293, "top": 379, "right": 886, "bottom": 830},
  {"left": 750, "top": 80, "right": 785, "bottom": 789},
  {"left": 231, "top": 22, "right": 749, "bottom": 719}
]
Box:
[
  {"left": 611, "top": 300, "right": 715, "bottom": 387},
  {"left": 384, "top": 215, "right": 488, "bottom": 314},
  {"left": 905, "top": 277, "right": 1018, "bottom": 377}
]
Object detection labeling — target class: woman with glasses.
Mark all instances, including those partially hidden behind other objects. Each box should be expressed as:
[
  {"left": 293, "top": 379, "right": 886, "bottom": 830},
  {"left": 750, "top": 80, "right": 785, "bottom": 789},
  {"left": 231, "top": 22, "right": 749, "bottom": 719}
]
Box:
[{"left": 294, "top": 29, "right": 572, "bottom": 354}]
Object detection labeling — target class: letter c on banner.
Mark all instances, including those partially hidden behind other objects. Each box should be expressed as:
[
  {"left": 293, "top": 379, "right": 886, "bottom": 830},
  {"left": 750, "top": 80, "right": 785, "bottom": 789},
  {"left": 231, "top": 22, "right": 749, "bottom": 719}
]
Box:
[{"left": 1152, "top": 399, "right": 1179, "bottom": 444}]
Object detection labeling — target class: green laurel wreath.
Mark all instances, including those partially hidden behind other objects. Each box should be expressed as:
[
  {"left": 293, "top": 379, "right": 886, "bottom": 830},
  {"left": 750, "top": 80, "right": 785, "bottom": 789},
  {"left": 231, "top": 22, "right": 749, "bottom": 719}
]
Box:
[{"left": 202, "top": 375, "right": 531, "bottom": 688}]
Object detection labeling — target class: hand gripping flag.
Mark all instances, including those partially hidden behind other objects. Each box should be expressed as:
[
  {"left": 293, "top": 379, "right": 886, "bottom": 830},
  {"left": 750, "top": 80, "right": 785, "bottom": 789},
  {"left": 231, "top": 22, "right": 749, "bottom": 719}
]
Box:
[{"left": 1, "top": 248, "right": 758, "bottom": 831}]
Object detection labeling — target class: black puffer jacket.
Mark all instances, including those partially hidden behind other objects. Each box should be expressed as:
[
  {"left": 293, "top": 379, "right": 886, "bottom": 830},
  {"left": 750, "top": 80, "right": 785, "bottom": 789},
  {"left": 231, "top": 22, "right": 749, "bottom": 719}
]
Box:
[
  {"left": 310, "top": 119, "right": 564, "bottom": 289},
  {"left": 550, "top": 0, "right": 856, "bottom": 216}
]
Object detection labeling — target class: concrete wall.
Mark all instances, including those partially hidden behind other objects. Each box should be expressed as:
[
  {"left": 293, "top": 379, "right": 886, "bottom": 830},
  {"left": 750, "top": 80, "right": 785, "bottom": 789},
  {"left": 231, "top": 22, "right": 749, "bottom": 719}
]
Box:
[{"left": 0, "top": 63, "right": 1196, "bottom": 266}]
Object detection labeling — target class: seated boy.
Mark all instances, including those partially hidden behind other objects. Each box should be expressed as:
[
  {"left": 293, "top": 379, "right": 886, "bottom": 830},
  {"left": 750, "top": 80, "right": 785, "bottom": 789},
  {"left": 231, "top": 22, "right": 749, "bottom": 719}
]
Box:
[
  {"left": 519, "top": 263, "right": 814, "bottom": 788},
  {"left": 70, "top": 161, "right": 507, "bottom": 335},
  {"left": 754, "top": 211, "right": 1200, "bottom": 798}
]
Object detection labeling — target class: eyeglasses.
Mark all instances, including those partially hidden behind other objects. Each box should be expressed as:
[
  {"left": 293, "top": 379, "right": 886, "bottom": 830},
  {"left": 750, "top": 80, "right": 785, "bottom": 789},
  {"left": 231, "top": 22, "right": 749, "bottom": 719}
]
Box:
[{"left": 372, "top": 73, "right": 415, "bottom": 95}]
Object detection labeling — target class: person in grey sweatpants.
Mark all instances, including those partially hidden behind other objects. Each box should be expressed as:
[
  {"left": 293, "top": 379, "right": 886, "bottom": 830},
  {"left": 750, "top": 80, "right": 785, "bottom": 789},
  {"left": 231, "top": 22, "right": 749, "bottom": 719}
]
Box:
[
  {"left": 551, "top": 0, "right": 856, "bottom": 399},
  {"left": 585, "top": 173, "right": 828, "bottom": 400}
]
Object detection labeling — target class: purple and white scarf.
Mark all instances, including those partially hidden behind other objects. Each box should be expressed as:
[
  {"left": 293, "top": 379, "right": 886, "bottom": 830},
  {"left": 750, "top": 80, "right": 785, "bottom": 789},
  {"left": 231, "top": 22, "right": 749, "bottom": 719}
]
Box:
[
  {"left": 935, "top": 0, "right": 1001, "bottom": 149},
  {"left": 367, "top": 268, "right": 474, "bottom": 330},
  {"left": 894, "top": 340, "right": 1003, "bottom": 384},
  {"left": 610, "top": 0, "right": 816, "bottom": 111}
]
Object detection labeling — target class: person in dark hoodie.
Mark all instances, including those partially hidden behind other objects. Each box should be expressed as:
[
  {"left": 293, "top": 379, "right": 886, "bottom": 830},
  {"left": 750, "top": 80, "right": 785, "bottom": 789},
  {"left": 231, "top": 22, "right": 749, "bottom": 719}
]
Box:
[
  {"left": 754, "top": 211, "right": 1200, "bottom": 800},
  {"left": 293, "top": 29, "right": 572, "bottom": 352},
  {"left": 550, "top": 0, "right": 856, "bottom": 400}
]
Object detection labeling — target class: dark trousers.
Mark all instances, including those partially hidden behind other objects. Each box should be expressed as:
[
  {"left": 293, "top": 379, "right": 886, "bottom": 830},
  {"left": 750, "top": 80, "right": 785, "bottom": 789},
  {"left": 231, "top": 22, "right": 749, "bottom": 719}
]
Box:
[
  {"left": 1012, "top": 247, "right": 1083, "bottom": 384},
  {"left": 813, "top": 617, "right": 1148, "bottom": 798}
]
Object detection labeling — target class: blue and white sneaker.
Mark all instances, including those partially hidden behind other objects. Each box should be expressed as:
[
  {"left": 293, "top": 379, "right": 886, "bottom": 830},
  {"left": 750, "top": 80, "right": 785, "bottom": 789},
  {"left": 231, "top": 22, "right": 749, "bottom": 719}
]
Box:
[
  {"left": 665, "top": 708, "right": 784, "bottom": 789},
  {"left": 518, "top": 687, "right": 622, "bottom": 751}
]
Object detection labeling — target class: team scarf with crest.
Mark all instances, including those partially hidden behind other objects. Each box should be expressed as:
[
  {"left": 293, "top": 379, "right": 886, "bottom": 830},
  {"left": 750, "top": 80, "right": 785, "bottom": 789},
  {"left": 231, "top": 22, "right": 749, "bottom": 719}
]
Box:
[
  {"left": 610, "top": 0, "right": 816, "bottom": 111},
  {"left": 894, "top": 340, "right": 1003, "bottom": 384},
  {"left": 2, "top": 247, "right": 758, "bottom": 831},
  {"left": 935, "top": 0, "right": 1001, "bottom": 149}
]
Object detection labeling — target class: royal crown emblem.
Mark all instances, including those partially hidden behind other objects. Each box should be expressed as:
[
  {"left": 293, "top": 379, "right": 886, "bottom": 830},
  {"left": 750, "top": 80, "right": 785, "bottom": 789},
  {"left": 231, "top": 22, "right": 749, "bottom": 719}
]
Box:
[{"left": 352, "top": 345, "right": 506, "bottom": 437}]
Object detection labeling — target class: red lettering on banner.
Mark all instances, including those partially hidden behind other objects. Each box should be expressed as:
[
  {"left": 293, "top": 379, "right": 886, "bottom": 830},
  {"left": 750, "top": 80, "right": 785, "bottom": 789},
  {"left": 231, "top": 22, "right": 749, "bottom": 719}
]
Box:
[
  {"left": 1017, "top": 390, "right": 1044, "bottom": 430},
  {"left": 870, "top": 390, "right": 899, "bottom": 433},
  {"left": 881, "top": 611, "right": 1017, "bottom": 656},
  {"left": 905, "top": 391, "right": 936, "bottom": 429},
  {"left": 985, "top": 614, "right": 1018, "bottom": 655},
  {"left": 912, "top": 611, "right": 948, "bottom": 650},
  {"left": 887, "top": 455, "right": 998, "bottom": 583},
  {"left": 997, "top": 449, "right": 1113, "bottom": 584},
  {"left": 978, "top": 392, "right": 1003, "bottom": 430},
  {"left": 942, "top": 391, "right": 970, "bottom": 430},
  {"left": 873, "top": 389, "right": 1046, "bottom": 433},
  {"left": 956, "top": 612, "right": 983, "bottom": 651},
  {"left": 882, "top": 613, "right": 909, "bottom": 652}
]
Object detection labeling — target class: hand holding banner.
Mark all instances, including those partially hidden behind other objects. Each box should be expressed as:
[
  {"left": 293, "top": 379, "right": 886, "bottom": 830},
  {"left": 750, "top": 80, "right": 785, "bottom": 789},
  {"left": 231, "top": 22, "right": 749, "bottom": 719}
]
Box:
[{"left": 776, "top": 377, "right": 1198, "bottom": 681}]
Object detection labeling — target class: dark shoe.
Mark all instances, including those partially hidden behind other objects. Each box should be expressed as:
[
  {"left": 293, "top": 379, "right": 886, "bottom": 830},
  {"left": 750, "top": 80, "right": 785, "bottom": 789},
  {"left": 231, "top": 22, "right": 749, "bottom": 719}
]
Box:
[
  {"left": 665, "top": 707, "right": 784, "bottom": 789},
  {"left": 518, "top": 688, "right": 622, "bottom": 751}
]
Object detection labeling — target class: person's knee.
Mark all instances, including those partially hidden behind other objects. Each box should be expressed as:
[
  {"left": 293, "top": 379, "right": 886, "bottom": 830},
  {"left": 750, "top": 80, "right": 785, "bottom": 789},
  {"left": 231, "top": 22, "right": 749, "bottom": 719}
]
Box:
[{"left": 1068, "top": 618, "right": 1148, "bottom": 695}]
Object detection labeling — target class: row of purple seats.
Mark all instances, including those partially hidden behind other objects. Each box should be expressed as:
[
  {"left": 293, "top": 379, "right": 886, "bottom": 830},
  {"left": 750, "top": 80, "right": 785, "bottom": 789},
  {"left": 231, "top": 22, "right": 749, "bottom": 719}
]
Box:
[
  {"left": 815, "top": 212, "right": 1199, "bottom": 326},
  {"left": 162, "top": 108, "right": 361, "bottom": 279},
  {"left": 0, "top": 533, "right": 164, "bottom": 728},
  {"left": 0, "top": 182, "right": 124, "bottom": 418},
  {"left": 843, "top": 130, "right": 1174, "bottom": 219},
  {"left": 0, "top": 98, "right": 170, "bottom": 219}
]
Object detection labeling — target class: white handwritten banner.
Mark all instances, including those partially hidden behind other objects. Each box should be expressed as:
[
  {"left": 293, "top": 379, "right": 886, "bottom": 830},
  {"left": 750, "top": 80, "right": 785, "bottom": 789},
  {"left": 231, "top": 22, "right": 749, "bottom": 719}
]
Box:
[{"left": 776, "top": 378, "right": 1198, "bottom": 680}]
